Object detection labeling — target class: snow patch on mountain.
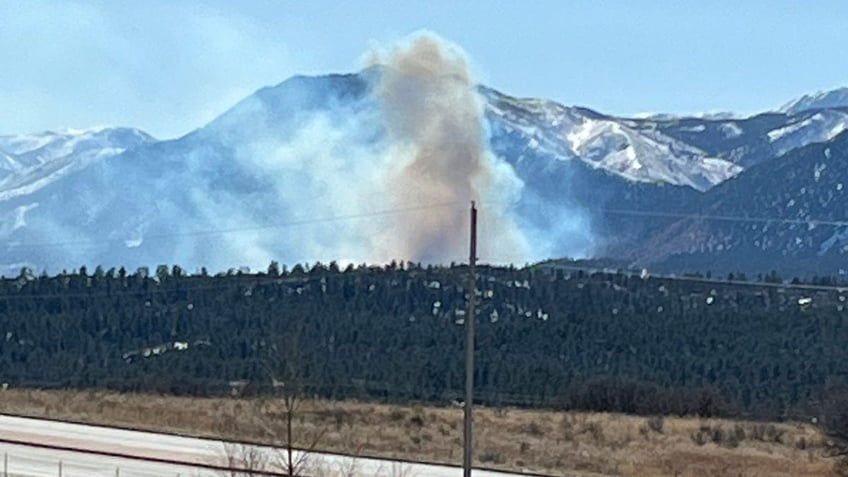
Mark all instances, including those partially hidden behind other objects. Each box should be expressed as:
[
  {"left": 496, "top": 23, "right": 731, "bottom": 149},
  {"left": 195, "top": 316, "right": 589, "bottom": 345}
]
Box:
[
  {"left": 820, "top": 227, "right": 848, "bottom": 255},
  {"left": 780, "top": 87, "right": 848, "bottom": 115},
  {"left": 766, "top": 110, "right": 848, "bottom": 156},
  {"left": 0, "top": 150, "right": 20, "bottom": 176},
  {"left": 633, "top": 111, "right": 739, "bottom": 121},
  {"left": 719, "top": 122, "right": 744, "bottom": 138},
  {"left": 0, "top": 203, "right": 38, "bottom": 235},
  {"left": 0, "top": 132, "right": 57, "bottom": 156},
  {"left": 0, "top": 128, "right": 153, "bottom": 202},
  {"left": 484, "top": 89, "right": 741, "bottom": 191}
]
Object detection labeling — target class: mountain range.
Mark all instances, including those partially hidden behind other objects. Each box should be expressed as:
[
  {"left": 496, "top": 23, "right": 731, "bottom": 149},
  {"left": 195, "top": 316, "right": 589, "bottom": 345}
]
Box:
[{"left": 2, "top": 70, "right": 848, "bottom": 277}]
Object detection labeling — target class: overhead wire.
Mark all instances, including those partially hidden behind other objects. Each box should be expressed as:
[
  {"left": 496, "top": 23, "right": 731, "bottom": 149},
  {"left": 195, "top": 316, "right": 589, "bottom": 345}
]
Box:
[
  {"left": 7, "top": 200, "right": 848, "bottom": 252},
  {"left": 2, "top": 201, "right": 465, "bottom": 250},
  {"left": 540, "top": 263, "right": 848, "bottom": 293},
  {"left": 3, "top": 199, "right": 848, "bottom": 301},
  {"left": 468, "top": 196, "right": 848, "bottom": 228},
  {"left": 599, "top": 207, "right": 848, "bottom": 227}
]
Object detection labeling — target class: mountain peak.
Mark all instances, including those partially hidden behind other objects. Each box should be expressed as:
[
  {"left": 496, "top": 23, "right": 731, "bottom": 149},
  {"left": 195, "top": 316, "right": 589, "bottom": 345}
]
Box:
[{"left": 779, "top": 87, "right": 848, "bottom": 115}]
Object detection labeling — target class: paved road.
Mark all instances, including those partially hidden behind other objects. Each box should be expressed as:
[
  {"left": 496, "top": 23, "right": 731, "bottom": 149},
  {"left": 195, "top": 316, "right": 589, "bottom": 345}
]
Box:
[{"left": 0, "top": 415, "right": 533, "bottom": 477}]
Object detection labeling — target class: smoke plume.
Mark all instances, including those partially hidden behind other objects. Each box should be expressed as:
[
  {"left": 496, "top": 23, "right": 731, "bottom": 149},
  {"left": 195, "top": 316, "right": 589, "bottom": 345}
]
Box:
[
  {"left": 1, "top": 32, "right": 574, "bottom": 274},
  {"left": 368, "top": 32, "right": 529, "bottom": 263}
]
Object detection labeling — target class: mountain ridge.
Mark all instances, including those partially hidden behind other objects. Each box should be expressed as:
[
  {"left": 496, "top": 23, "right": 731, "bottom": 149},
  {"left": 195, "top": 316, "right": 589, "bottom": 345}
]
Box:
[
  {"left": 2, "top": 73, "right": 848, "bottom": 275},
  {"left": 623, "top": 130, "right": 848, "bottom": 275},
  {"left": 0, "top": 127, "right": 154, "bottom": 202},
  {"left": 780, "top": 87, "right": 848, "bottom": 115}
]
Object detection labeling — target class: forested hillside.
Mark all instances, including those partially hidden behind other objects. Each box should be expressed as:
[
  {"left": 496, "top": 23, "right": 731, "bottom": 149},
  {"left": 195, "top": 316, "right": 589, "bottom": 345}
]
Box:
[{"left": 2, "top": 262, "right": 847, "bottom": 420}]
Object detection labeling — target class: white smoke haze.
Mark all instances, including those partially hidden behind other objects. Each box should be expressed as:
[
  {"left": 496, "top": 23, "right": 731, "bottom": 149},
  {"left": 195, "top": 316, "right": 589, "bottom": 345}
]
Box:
[
  {"left": 229, "top": 31, "right": 533, "bottom": 266},
  {"left": 239, "top": 110, "right": 396, "bottom": 265},
  {"left": 1, "top": 31, "right": 591, "bottom": 274}
]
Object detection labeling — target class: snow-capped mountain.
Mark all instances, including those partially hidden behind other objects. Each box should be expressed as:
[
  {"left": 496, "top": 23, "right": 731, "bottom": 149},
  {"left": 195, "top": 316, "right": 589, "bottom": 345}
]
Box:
[
  {"left": 2, "top": 71, "right": 848, "bottom": 275},
  {"left": 484, "top": 87, "right": 848, "bottom": 191},
  {"left": 0, "top": 128, "right": 153, "bottom": 201},
  {"left": 483, "top": 88, "right": 741, "bottom": 191},
  {"left": 780, "top": 87, "right": 848, "bottom": 115}
]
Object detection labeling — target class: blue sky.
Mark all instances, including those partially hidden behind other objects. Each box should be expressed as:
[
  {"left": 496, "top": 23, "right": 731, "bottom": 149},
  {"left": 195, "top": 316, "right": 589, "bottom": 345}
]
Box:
[{"left": 2, "top": 0, "right": 847, "bottom": 139}]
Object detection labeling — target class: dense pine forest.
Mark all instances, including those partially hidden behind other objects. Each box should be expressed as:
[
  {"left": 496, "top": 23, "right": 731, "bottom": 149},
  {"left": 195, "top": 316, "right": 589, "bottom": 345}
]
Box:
[{"left": 2, "top": 261, "right": 848, "bottom": 421}]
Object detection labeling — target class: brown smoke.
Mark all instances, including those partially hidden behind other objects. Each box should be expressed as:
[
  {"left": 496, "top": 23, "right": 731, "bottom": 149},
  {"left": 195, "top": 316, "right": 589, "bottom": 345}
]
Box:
[{"left": 370, "top": 32, "right": 527, "bottom": 263}]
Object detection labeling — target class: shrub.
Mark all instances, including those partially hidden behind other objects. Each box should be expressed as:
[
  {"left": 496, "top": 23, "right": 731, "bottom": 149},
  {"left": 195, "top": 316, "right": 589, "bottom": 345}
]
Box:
[
  {"left": 408, "top": 414, "right": 424, "bottom": 427},
  {"left": 733, "top": 424, "right": 746, "bottom": 442},
  {"left": 388, "top": 407, "right": 407, "bottom": 422},
  {"left": 709, "top": 425, "right": 727, "bottom": 445},
  {"left": 585, "top": 421, "right": 605, "bottom": 444},
  {"left": 691, "top": 423, "right": 741, "bottom": 447},
  {"left": 647, "top": 416, "right": 665, "bottom": 434},
  {"left": 479, "top": 449, "right": 505, "bottom": 464},
  {"left": 750, "top": 423, "right": 785, "bottom": 443},
  {"left": 524, "top": 420, "right": 544, "bottom": 437},
  {"left": 691, "top": 428, "right": 709, "bottom": 446}
]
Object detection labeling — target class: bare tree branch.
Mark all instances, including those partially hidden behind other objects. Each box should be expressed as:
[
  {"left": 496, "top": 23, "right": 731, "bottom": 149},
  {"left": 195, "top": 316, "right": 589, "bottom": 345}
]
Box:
[
  {"left": 376, "top": 461, "right": 419, "bottom": 477},
  {"left": 221, "top": 441, "right": 268, "bottom": 477},
  {"left": 261, "top": 326, "right": 326, "bottom": 477}
]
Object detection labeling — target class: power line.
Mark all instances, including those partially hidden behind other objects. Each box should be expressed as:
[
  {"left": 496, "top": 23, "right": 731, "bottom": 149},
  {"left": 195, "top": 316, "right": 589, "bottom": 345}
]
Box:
[
  {"left": 10, "top": 201, "right": 848, "bottom": 252},
  {"left": 3, "top": 196, "right": 848, "bottom": 300},
  {"left": 469, "top": 197, "right": 848, "bottom": 228},
  {"left": 600, "top": 207, "right": 848, "bottom": 227},
  {"left": 3, "top": 202, "right": 465, "bottom": 250},
  {"left": 541, "top": 263, "right": 848, "bottom": 293}
]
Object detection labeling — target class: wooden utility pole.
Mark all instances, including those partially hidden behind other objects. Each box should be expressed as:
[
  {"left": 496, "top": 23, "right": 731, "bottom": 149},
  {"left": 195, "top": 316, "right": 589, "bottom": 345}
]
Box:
[{"left": 463, "top": 201, "right": 478, "bottom": 477}]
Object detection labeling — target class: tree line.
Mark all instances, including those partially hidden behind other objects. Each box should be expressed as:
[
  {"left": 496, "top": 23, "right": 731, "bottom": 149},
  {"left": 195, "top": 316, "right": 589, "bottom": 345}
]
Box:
[{"left": 2, "top": 261, "right": 848, "bottom": 421}]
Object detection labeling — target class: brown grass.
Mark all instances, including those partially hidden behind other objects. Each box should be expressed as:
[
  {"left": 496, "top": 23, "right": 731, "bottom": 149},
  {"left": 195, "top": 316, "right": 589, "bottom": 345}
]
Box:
[{"left": 0, "top": 388, "right": 837, "bottom": 476}]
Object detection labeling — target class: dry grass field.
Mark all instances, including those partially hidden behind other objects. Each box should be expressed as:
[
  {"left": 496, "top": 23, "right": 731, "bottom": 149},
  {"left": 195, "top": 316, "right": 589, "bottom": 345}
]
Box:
[{"left": 0, "top": 389, "right": 838, "bottom": 476}]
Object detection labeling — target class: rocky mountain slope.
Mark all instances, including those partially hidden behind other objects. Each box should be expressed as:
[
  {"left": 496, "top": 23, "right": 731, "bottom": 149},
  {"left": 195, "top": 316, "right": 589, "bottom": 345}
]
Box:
[{"left": 624, "top": 130, "right": 848, "bottom": 276}]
